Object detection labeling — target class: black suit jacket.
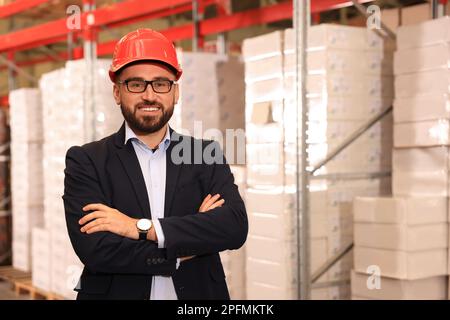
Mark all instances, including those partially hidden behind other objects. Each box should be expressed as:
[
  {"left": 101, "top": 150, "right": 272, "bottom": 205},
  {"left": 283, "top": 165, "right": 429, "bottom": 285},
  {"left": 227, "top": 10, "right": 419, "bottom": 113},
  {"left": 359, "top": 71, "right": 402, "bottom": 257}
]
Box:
[{"left": 62, "top": 123, "right": 248, "bottom": 300}]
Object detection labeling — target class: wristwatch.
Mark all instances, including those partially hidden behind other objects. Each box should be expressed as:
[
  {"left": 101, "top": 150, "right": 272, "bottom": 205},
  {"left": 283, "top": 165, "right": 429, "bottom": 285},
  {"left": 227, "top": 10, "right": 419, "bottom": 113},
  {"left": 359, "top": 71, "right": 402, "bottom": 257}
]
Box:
[{"left": 136, "top": 219, "right": 152, "bottom": 240}]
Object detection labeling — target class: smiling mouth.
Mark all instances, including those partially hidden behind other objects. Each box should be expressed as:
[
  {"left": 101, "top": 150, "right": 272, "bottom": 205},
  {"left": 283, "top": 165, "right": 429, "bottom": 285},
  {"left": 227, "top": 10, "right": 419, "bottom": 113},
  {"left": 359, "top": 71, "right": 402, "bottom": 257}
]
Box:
[{"left": 138, "top": 105, "right": 161, "bottom": 113}]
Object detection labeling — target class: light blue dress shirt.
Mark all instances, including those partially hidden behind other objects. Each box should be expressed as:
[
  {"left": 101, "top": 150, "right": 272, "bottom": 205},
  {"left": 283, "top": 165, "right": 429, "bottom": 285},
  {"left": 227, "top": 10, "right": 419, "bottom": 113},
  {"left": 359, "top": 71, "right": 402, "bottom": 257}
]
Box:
[{"left": 125, "top": 122, "right": 178, "bottom": 300}]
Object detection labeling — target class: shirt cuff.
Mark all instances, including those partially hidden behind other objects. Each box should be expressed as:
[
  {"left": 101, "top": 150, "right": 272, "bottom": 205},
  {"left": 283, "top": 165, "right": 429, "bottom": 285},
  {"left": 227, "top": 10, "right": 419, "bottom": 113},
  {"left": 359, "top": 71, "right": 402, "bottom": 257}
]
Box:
[
  {"left": 176, "top": 258, "right": 181, "bottom": 270},
  {"left": 152, "top": 219, "right": 165, "bottom": 249}
]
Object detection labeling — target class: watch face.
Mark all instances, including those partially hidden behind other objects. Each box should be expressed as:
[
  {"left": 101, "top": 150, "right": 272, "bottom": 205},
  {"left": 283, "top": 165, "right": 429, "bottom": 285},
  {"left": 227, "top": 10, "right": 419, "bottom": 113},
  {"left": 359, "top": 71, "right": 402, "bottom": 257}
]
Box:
[{"left": 137, "top": 219, "right": 152, "bottom": 231}]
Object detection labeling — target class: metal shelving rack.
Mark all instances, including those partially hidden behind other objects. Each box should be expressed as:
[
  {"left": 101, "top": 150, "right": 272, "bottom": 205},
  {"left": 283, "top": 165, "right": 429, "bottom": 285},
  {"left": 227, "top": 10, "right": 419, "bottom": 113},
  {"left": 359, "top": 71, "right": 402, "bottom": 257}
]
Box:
[{"left": 293, "top": 0, "right": 448, "bottom": 299}]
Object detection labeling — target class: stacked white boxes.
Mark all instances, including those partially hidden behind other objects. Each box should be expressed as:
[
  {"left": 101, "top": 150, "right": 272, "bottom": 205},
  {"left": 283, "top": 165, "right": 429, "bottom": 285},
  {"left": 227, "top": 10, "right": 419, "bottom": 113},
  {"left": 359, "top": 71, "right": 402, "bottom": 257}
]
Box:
[
  {"left": 221, "top": 165, "right": 247, "bottom": 299},
  {"left": 243, "top": 25, "right": 394, "bottom": 300},
  {"left": 31, "top": 227, "right": 51, "bottom": 291},
  {"left": 9, "top": 88, "right": 44, "bottom": 272},
  {"left": 37, "top": 59, "right": 122, "bottom": 299},
  {"left": 174, "top": 52, "right": 246, "bottom": 165},
  {"left": 174, "top": 52, "right": 247, "bottom": 299},
  {"left": 298, "top": 25, "right": 394, "bottom": 300},
  {"left": 352, "top": 17, "right": 450, "bottom": 300},
  {"left": 243, "top": 30, "right": 298, "bottom": 300}
]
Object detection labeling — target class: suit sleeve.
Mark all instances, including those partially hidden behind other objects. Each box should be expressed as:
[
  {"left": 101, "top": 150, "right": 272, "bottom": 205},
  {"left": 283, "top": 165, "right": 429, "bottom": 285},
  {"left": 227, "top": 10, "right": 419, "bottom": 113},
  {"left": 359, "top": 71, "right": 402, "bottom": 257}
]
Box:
[
  {"left": 159, "top": 141, "right": 248, "bottom": 260},
  {"left": 63, "top": 145, "right": 177, "bottom": 275}
]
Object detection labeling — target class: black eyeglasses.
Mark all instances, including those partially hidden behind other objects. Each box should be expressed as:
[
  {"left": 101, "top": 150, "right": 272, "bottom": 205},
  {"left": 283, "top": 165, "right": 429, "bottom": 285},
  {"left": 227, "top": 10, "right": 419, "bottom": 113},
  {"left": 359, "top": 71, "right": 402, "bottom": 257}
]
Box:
[{"left": 118, "top": 79, "right": 176, "bottom": 93}]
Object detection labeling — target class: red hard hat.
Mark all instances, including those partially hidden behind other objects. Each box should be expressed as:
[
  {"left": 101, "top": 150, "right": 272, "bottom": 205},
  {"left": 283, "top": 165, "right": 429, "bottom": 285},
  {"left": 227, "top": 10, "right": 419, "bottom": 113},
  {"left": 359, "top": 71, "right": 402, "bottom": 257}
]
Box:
[{"left": 109, "top": 28, "right": 182, "bottom": 82}]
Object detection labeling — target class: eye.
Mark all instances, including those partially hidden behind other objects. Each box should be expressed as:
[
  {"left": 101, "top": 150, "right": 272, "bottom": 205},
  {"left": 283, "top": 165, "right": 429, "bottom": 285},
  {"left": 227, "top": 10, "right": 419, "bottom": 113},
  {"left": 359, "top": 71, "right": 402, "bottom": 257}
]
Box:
[
  {"left": 154, "top": 81, "right": 168, "bottom": 88},
  {"left": 128, "top": 81, "right": 145, "bottom": 88}
]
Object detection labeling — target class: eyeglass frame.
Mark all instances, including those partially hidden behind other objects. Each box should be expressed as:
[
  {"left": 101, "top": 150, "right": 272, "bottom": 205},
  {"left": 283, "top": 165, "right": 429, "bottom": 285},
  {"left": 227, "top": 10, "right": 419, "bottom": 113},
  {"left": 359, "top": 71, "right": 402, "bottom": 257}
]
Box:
[{"left": 117, "top": 78, "right": 177, "bottom": 94}]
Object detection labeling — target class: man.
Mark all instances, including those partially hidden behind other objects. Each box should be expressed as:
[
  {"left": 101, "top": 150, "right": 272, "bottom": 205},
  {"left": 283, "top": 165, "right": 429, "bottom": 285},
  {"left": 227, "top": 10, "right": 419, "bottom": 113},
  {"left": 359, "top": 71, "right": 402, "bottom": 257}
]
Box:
[{"left": 63, "top": 29, "right": 248, "bottom": 300}]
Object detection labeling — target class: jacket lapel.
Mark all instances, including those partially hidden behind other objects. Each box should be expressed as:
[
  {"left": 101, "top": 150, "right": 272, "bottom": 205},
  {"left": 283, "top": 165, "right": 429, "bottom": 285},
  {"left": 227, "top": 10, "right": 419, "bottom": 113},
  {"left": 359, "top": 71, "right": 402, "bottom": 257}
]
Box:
[
  {"left": 164, "top": 128, "right": 182, "bottom": 218},
  {"left": 114, "top": 123, "right": 152, "bottom": 219}
]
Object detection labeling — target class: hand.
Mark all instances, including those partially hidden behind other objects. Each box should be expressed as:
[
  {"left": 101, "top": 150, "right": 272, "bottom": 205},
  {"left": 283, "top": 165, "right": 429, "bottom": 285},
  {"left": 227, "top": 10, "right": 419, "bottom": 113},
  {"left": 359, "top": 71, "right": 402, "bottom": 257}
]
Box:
[
  {"left": 79, "top": 203, "right": 139, "bottom": 240},
  {"left": 199, "top": 194, "right": 225, "bottom": 213},
  {"left": 181, "top": 194, "right": 225, "bottom": 263}
]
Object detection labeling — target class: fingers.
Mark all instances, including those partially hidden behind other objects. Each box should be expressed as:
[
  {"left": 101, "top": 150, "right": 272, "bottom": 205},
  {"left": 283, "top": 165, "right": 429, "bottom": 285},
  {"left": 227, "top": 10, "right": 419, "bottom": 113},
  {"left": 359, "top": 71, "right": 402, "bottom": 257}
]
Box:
[
  {"left": 82, "top": 203, "right": 110, "bottom": 212},
  {"left": 203, "top": 194, "right": 220, "bottom": 210},
  {"left": 78, "top": 211, "right": 107, "bottom": 225},
  {"left": 200, "top": 194, "right": 212, "bottom": 207},
  {"left": 80, "top": 218, "right": 108, "bottom": 233},
  {"left": 84, "top": 224, "right": 109, "bottom": 234},
  {"left": 206, "top": 199, "right": 225, "bottom": 211}
]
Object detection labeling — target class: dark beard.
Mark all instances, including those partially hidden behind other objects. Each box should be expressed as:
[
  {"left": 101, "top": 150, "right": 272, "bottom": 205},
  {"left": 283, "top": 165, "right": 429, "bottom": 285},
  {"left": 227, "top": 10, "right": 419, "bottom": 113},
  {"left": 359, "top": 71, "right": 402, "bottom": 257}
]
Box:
[{"left": 120, "top": 101, "right": 174, "bottom": 134}]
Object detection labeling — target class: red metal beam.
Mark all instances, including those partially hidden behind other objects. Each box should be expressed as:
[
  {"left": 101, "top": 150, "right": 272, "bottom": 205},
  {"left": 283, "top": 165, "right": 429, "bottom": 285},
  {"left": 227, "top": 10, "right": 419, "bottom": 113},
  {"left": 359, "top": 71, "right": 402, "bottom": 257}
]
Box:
[
  {"left": 0, "top": 18, "right": 69, "bottom": 53},
  {"left": 0, "top": 0, "right": 193, "bottom": 53},
  {"left": 311, "top": 0, "right": 373, "bottom": 13},
  {"left": 103, "top": 0, "right": 216, "bottom": 31},
  {"left": 97, "top": 1, "right": 292, "bottom": 52},
  {"left": 0, "top": 1, "right": 292, "bottom": 70},
  {"left": 0, "top": 0, "right": 51, "bottom": 19},
  {"left": 0, "top": 0, "right": 375, "bottom": 54},
  {"left": 91, "top": 0, "right": 192, "bottom": 27},
  {"left": 0, "top": 96, "right": 8, "bottom": 108}
]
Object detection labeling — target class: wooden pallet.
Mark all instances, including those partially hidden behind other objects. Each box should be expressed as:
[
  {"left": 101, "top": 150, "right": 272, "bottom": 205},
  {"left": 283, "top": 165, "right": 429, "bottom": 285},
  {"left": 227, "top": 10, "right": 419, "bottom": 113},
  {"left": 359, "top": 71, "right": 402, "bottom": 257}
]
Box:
[
  {"left": 0, "top": 265, "right": 30, "bottom": 282},
  {"left": 14, "top": 279, "right": 63, "bottom": 300},
  {"left": 0, "top": 265, "right": 63, "bottom": 300}
]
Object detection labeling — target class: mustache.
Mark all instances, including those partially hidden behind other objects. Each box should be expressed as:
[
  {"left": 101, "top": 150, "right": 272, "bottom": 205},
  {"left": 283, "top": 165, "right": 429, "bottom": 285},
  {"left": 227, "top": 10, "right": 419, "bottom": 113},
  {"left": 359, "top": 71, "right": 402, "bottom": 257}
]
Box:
[{"left": 135, "top": 101, "right": 164, "bottom": 109}]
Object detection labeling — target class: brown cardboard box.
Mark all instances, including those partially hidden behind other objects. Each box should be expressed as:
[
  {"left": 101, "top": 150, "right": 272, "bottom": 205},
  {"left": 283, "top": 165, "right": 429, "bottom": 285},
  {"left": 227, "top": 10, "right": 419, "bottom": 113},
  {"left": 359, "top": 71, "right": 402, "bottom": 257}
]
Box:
[
  {"left": 381, "top": 8, "right": 400, "bottom": 32},
  {"left": 351, "top": 270, "right": 447, "bottom": 299},
  {"left": 401, "top": 3, "right": 431, "bottom": 26}
]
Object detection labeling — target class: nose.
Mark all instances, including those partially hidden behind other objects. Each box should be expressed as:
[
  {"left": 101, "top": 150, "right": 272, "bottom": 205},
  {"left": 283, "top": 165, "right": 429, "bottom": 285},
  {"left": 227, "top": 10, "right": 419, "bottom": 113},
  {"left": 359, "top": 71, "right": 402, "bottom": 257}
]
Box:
[{"left": 141, "top": 83, "right": 157, "bottom": 100}]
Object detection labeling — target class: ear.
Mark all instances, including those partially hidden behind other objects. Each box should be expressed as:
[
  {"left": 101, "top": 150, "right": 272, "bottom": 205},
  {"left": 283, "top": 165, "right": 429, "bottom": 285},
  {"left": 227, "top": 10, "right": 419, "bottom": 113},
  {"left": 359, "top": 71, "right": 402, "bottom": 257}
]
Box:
[
  {"left": 113, "top": 83, "right": 121, "bottom": 105},
  {"left": 174, "top": 83, "right": 179, "bottom": 105}
]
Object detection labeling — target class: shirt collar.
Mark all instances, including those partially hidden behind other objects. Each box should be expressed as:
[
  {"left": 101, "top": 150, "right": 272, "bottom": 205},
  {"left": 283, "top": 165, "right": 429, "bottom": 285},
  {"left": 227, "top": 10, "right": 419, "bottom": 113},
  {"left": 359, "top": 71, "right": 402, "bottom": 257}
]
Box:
[{"left": 124, "top": 122, "right": 171, "bottom": 152}]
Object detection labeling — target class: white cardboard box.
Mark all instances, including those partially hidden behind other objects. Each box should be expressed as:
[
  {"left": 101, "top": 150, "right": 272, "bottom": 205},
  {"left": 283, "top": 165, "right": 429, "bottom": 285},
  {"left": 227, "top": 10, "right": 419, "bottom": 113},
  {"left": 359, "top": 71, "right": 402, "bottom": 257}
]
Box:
[
  {"left": 354, "top": 223, "right": 448, "bottom": 251},
  {"left": 395, "top": 69, "right": 450, "bottom": 98},
  {"left": 351, "top": 270, "right": 447, "bottom": 300},
  {"left": 397, "top": 16, "right": 450, "bottom": 50},
  {"left": 242, "top": 31, "right": 283, "bottom": 60},
  {"left": 394, "top": 94, "right": 450, "bottom": 123},
  {"left": 393, "top": 146, "right": 449, "bottom": 172},
  {"left": 394, "top": 120, "right": 450, "bottom": 147},
  {"left": 394, "top": 42, "right": 450, "bottom": 75},
  {"left": 246, "top": 257, "right": 296, "bottom": 289},
  {"left": 31, "top": 227, "right": 51, "bottom": 292},
  {"left": 354, "top": 246, "right": 448, "bottom": 279},
  {"left": 354, "top": 196, "right": 448, "bottom": 225},
  {"left": 246, "top": 281, "right": 296, "bottom": 300},
  {"left": 393, "top": 170, "right": 449, "bottom": 197}
]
